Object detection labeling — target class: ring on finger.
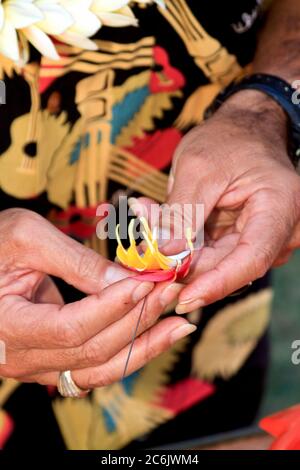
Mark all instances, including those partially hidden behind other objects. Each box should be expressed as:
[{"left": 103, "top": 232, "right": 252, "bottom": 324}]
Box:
[{"left": 58, "top": 370, "right": 90, "bottom": 398}]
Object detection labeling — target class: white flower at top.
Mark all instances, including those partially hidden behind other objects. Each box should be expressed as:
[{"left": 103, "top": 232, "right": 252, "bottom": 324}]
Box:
[{"left": 0, "top": 0, "right": 164, "bottom": 63}]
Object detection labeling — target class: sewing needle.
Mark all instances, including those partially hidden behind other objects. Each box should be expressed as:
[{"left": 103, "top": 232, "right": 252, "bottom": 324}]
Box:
[{"left": 122, "top": 296, "right": 147, "bottom": 380}]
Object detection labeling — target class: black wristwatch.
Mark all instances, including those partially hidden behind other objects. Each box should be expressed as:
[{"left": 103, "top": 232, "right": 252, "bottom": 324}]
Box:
[{"left": 205, "top": 73, "right": 300, "bottom": 167}]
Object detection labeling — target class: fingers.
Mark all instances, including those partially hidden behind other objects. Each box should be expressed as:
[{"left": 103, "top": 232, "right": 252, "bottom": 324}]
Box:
[
  {"left": 7, "top": 209, "right": 130, "bottom": 294},
  {"left": 3, "top": 281, "right": 181, "bottom": 376},
  {"left": 31, "top": 224, "right": 130, "bottom": 293},
  {"left": 2, "top": 278, "right": 154, "bottom": 350},
  {"left": 128, "top": 197, "right": 157, "bottom": 221},
  {"left": 131, "top": 143, "right": 227, "bottom": 254},
  {"left": 33, "top": 276, "right": 64, "bottom": 305},
  {"left": 128, "top": 197, "right": 170, "bottom": 249},
  {"left": 26, "top": 317, "right": 196, "bottom": 388},
  {"left": 164, "top": 151, "right": 226, "bottom": 254},
  {"left": 167, "top": 140, "right": 227, "bottom": 230},
  {"left": 176, "top": 202, "right": 287, "bottom": 312},
  {"left": 186, "top": 233, "right": 240, "bottom": 281},
  {"left": 75, "top": 317, "right": 196, "bottom": 389}
]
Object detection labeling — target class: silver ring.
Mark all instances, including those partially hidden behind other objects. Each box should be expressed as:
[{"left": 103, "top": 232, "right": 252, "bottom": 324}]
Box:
[{"left": 58, "top": 370, "right": 90, "bottom": 398}]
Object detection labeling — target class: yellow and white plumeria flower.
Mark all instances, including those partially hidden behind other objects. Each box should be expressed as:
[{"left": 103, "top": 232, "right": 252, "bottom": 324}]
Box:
[
  {"left": 116, "top": 217, "right": 194, "bottom": 282},
  {"left": 0, "top": 0, "right": 164, "bottom": 63}
]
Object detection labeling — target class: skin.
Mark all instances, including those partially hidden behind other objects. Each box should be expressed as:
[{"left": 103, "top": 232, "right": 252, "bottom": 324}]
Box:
[
  {"left": 172, "top": 93, "right": 300, "bottom": 313},
  {"left": 0, "top": 208, "right": 194, "bottom": 388},
  {"left": 133, "top": 0, "right": 300, "bottom": 314}
]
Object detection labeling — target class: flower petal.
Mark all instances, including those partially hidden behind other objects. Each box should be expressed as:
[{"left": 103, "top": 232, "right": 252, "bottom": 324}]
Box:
[
  {"left": 0, "top": 20, "right": 19, "bottom": 61},
  {"left": 97, "top": 12, "right": 138, "bottom": 27},
  {"left": 140, "top": 217, "right": 173, "bottom": 270},
  {"left": 56, "top": 31, "right": 98, "bottom": 50},
  {"left": 116, "top": 222, "right": 147, "bottom": 271},
  {"left": 133, "top": 269, "right": 177, "bottom": 282},
  {"left": 22, "top": 24, "right": 60, "bottom": 60},
  {"left": 61, "top": 0, "right": 101, "bottom": 37},
  {"left": 5, "top": 0, "right": 43, "bottom": 29},
  {"left": 126, "top": 219, "right": 148, "bottom": 270},
  {"left": 35, "top": 1, "right": 74, "bottom": 35}
]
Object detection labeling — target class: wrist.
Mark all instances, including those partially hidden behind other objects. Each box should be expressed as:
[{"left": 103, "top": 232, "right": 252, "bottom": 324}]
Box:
[
  {"left": 219, "top": 89, "right": 288, "bottom": 126},
  {"left": 215, "top": 88, "right": 289, "bottom": 150}
]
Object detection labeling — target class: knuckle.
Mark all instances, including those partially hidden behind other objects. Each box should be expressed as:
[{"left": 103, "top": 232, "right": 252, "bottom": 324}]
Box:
[
  {"left": 55, "top": 317, "right": 85, "bottom": 348},
  {"left": 75, "top": 250, "right": 101, "bottom": 281},
  {"left": 142, "top": 333, "right": 162, "bottom": 363},
  {"left": 9, "top": 209, "right": 43, "bottom": 247},
  {"left": 144, "top": 341, "right": 161, "bottom": 363},
  {"left": 138, "top": 308, "right": 154, "bottom": 332},
  {"left": 138, "top": 300, "right": 161, "bottom": 331},
  {"left": 81, "top": 339, "right": 108, "bottom": 365}
]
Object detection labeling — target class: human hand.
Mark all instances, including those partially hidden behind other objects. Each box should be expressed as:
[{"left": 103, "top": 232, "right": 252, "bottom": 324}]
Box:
[
  {"left": 0, "top": 209, "right": 195, "bottom": 388},
  {"left": 131, "top": 90, "right": 300, "bottom": 312}
]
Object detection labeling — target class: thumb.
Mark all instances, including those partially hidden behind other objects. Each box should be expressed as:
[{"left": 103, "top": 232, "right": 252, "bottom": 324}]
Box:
[
  {"left": 128, "top": 197, "right": 174, "bottom": 250},
  {"left": 163, "top": 152, "right": 225, "bottom": 254},
  {"left": 14, "top": 210, "right": 130, "bottom": 294}
]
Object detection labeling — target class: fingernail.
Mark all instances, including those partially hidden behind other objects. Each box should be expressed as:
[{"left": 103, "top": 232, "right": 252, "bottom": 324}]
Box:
[
  {"left": 128, "top": 197, "right": 144, "bottom": 217},
  {"left": 159, "top": 283, "right": 183, "bottom": 307},
  {"left": 132, "top": 282, "right": 154, "bottom": 303},
  {"left": 175, "top": 298, "right": 205, "bottom": 314},
  {"left": 170, "top": 323, "right": 197, "bottom": 343},
  {"left": 128, "top": 197, "right": 138, "bottom": 207},
  {"left": 103, "top": 266, "right": 129, "bottom": 287}
]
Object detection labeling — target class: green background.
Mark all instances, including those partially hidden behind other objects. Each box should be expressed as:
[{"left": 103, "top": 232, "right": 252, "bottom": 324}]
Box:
[{"left": 261, "top": 250, "right": 300, "bottom": 416}]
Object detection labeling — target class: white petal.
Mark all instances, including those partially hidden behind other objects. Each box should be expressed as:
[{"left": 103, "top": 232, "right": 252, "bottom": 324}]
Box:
[
  {"left": 4, "top": 1, "right": 43, "bottom": 28},
  {"left": 22, "top": 25, "right": 60, "bottom": 60},
  {"left": 117, "top": 6, "right": 135, "bottom": 18},
  {"left": 56, "top": 31, "right": 98, "bottom": 50},
  {"left": 0, "top": 20, "right": 19, "bottom": 61},
  {"left": 35, "top": 2, "right": 73, "bottom": 34},
  {"left": 18, "top": 32, "right": 31, "bottom": 65},
  {"left": 98, "top": 12, "right": 138, "bottom": 27},
  {"left": 63, "top": 3, "right": 101, "bottom": 37}
]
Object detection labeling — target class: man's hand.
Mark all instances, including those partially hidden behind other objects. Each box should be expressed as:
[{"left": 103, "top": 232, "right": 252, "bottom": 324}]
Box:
[
  {"left": 132, "top": 90, "right": 300, "bottom": 313},
  {"left": 0, "top": 208, "right": 194, "bottom": 388},
  {"left": 172, "top": 91, "right": 300, "bottom": 313}
]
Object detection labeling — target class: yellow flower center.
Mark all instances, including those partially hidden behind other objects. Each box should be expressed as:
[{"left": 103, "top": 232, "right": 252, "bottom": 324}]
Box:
[{"left": 116, "top": 217, "right": 193, "bottom": 271}]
